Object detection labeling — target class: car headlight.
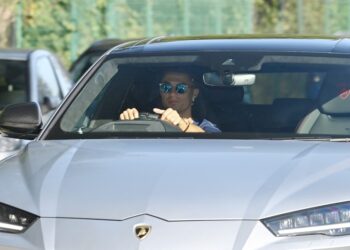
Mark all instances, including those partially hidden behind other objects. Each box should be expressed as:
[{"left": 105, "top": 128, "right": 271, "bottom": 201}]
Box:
[
  {"left": 262, "top": 202, "right": 350, "bottom": 236},
  {"left": 0, "top": 203, "right": 37, "bottom": 233}
]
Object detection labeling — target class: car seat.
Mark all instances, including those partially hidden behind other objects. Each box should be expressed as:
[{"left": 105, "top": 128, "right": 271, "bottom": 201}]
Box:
[
  {"left": 296, "top": 71, "right": 350, "bottom": 135},
  {"left": 203, "top": 86, "right": 246, "bottom": 132}
]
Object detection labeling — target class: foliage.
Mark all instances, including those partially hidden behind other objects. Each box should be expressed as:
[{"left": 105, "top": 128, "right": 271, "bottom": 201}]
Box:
[
  {"left": 1, "top": 0, "right": 350, "bottom": 66},
  {"left": 21, "top": 0, "right": 72, "bottom": 65},
  {"left": 0, "top": 0, "right": 18, "bottom": 47}
]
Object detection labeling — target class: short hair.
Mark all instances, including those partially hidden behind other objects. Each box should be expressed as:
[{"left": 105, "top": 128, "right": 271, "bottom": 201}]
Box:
[{"left": 158, "top": 67, "right": 200, "bottom": 88}]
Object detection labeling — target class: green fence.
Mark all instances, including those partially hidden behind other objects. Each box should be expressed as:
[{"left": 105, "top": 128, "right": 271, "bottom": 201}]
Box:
[{"left": 11, "top": 0, "right": 350, "bottom": 65}]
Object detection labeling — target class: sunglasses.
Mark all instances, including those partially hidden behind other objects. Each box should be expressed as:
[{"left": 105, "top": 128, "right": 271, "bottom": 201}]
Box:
[{"left": 159, "top": 82, "right": 191, "bottom": 94}]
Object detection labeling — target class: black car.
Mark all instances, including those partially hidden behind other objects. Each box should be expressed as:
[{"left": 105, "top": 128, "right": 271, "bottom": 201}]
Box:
[{"left": 69, "top": 39, "right": 136, "bottom": 83}]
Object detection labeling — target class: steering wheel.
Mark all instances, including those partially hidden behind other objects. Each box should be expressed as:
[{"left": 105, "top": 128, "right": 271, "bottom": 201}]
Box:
[
  {"left": 138, "top": 112, "right": 160, "bottom": 121},
  {"left": 91, "top": 112, "right": 182, "bottom": 132}
]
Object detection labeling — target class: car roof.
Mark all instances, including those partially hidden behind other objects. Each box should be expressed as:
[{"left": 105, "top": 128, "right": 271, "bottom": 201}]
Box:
[
  {"left": 109, "top": 35, "right": 350, "bottom": 55},
  {"left": 0, "top": 48, "right": 55, "bottom": 61},
  {"left": 84, "top": 38, "right": 139, "bottom": 52},
  {"left": 0, "top": 48, "right": 33, "bottom": 60}
]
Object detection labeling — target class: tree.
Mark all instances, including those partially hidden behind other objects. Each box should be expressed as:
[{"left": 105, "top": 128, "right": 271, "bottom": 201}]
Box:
[{"left": 0, "top": 0, "right": 18, "bottom": 47}]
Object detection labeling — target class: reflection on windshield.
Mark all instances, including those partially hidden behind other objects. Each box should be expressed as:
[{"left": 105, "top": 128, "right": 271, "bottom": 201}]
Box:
[{"left": 55, "top": 53, "right": 350, "bottom": 139}]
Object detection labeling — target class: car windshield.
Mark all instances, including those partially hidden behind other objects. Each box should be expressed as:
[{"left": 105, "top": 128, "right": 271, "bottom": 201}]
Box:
[
  {"left": 0, "top": 59, "right": 28, "bottom": 108},
  {"left": 49, "top": 51, "right": 350, "bottom": 139}
]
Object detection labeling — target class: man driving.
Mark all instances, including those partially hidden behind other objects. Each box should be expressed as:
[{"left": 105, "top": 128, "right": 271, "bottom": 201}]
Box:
[{"left": 120, "top": 70, "right": 220, "bottom": 133}]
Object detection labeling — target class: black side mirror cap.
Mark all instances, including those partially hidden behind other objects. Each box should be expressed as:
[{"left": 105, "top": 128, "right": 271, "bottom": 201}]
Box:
[{"left": 0, "top": 102, "right": 42, "bottom": 139}]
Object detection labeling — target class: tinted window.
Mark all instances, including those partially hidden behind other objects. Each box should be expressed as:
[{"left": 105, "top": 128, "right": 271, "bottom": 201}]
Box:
[
  {"left": 0, "top": 59, "right": 28, "bottom": 108},
  {"left": 47, "top": 53, "right": 350, "bottom": 139}
]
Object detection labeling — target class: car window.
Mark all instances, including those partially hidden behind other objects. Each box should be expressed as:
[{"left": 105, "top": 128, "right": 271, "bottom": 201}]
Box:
[
  {"left": 245, "top": 72, "right": 308, "bottom": 104},
  {"left": 0, "top": 59, "right": 28, "bottom": 108},
  {"left": 47, "top": 53, "right": 350, "bottom": 139},
  {"left": 243, "top": 72, "right": 323, "bottom": 104},
  {"left": 61, "top": 59, "right": 118, "bottom": 131}
]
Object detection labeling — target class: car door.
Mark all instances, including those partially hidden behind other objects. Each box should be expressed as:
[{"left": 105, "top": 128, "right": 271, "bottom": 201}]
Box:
[{"left": 32, "top": 52, "right": 63, "bottom": 123}]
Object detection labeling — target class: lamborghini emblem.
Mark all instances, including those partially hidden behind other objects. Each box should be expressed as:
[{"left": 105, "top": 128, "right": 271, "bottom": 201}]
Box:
[{"left": 134, "top": 224, "right": 151, "bottom": 239}]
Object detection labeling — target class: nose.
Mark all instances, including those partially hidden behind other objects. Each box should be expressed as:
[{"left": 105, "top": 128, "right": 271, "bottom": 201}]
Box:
[{"left": 168, "top": 89, "right": 178, "bottom": 95}]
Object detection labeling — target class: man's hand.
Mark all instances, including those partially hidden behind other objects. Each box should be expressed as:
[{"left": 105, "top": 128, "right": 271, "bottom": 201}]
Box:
[
  {"left": 153, "top": 108, "right": 189, "bottom": 131},
  {"left": 120, "top": 108, "right": 139, "bottom": 120}
]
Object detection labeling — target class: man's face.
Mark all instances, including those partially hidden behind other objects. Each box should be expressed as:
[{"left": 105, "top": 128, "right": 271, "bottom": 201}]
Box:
[{"left": 159, "top": 72, "right": 198, "bottom": 115}]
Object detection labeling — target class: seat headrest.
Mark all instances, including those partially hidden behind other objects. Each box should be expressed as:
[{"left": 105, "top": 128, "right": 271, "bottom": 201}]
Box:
[
  {"left": 319, "top": 72, "right": 350, "bottom": 115},
  {"left": 205, "top": 86, "right": 244, "bottom": 105}
]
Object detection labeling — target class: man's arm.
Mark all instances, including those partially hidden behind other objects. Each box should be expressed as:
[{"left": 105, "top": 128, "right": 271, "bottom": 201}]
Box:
[{"left": 153, "top": 108, "right": 204, "bottom": 133}]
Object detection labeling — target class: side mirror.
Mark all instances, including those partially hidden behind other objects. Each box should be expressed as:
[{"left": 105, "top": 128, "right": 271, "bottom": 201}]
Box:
[{"left": 0, "top": 102, "right": 42, "bottom": 139}]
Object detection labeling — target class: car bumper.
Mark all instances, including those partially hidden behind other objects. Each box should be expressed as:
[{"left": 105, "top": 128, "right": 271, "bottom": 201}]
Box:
[{"left": 1, "top": 215, "right": 350, "bottom": 250}]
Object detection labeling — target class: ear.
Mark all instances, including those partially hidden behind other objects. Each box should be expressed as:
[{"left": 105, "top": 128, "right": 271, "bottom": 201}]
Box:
[
  {"left": 192, "top": 89, "right": 199, "bottom": 103},
  {"left": 193, "top": 88, "right": 199, "bottom": 98}
]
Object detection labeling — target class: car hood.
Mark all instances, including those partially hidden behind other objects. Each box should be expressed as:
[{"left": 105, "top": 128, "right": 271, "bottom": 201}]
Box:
[{"left": 0, "top": 139, "right": 350, "bottom": 221}]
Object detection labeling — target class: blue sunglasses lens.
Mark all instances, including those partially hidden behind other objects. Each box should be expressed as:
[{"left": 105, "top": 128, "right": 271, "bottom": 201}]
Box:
[
  {"left": 175, "top": 83, "right": 188, "bottom": 94},
  {"left": 159, "top": 83, "right": 189, "bottom": 94},
  {"left": 159, "top": 83, "right": 172, "bottom": 93}
]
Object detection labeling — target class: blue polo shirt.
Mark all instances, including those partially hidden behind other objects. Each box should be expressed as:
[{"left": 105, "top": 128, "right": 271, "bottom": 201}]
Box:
[{"left": 195, "top": 119, "right": 221, "bottom": 133}]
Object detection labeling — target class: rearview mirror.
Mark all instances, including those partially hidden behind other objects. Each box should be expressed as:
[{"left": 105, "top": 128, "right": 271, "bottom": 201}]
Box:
[{"left": 203, "top": 72, "right": 255, "bottom": 86}]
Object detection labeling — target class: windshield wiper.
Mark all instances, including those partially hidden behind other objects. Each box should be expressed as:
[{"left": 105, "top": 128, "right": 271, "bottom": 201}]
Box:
[
  {"left": 329, "top": 138, "right": 350, "bottom": 142},
  {"left": 290, "top": 136, "right": 350, "bottom": 142},
  {"left": 260, "top": 135, "right": 334, "bottom": 141}
]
